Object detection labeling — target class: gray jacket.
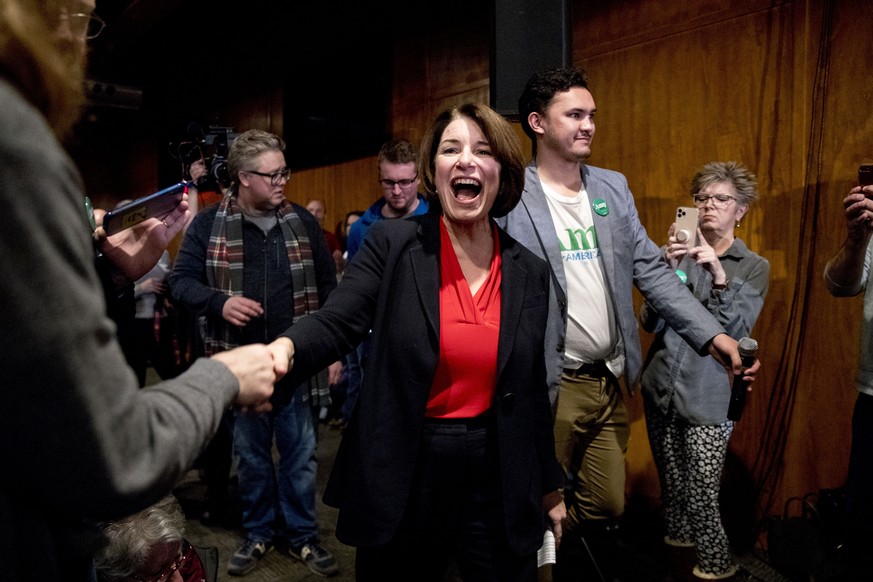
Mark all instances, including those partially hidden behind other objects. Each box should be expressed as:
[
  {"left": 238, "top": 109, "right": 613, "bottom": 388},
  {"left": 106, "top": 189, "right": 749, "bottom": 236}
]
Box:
[
  {"left": 0, "top": 78, "right": 240, "bottom": 580},
  {"left": 497, "top": 161, "right": 725, "bottom": 402},
  {"left": 640, "top": 238, "right": 770, "bottom": 423}
]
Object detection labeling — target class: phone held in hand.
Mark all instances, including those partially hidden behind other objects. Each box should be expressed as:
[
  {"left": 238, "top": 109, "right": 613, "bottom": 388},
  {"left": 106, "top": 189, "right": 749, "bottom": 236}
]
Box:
[
  {"left": 102, "top": 181, "right": 189, "bottom": 236},
  {"left": 675, "top": 206, "right": 699, "bottom": 248},
  {"left": 859, "top": 164, "right": 873, "bottom": 187}
]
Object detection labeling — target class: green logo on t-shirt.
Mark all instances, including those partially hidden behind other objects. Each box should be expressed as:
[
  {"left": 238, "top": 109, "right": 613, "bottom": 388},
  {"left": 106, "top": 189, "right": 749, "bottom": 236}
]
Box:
[
  {"left": 592, "top": 199, "right": 609, "bottom": 216},
  {"left": 675, "top": 269, "right": 687, "bottom": 283}
]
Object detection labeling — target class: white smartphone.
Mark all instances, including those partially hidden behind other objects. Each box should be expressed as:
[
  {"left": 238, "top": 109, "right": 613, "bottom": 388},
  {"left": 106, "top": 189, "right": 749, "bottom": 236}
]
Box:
[{"left": 674, "top": 207, "right": 699, "bottom": 248}]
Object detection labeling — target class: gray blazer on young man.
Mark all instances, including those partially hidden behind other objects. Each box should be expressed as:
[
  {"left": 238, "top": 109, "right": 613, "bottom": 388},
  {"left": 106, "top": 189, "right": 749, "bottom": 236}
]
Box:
[{"left": 496, "top": 162, "right": 725, "bottom": 402}]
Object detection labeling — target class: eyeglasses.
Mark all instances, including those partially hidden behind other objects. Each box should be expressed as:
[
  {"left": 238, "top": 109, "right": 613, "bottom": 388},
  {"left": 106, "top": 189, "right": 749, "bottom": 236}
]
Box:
[
  {"left": 62, "top": 11, "right": 106, "bottom": 39},
  {"left": 691, "top": 193, "right": 736, "bottom": 208},
  {"left": 244, "top": 168, "right": 291, "bottom": 186},
  {"left": 379, "top": 175, "right": 418, "bottom": 190},
  {"left": 133, "top": 541, "right": 193, "bottom": 582}
]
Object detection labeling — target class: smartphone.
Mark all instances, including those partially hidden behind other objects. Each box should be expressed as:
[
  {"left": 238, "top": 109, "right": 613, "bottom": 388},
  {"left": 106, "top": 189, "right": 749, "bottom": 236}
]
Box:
[
  {"left": 102, "top": 181, "right": 188, "bottom": 236},
  {"left": 859, "top": 164, "right": 873, "bottom": 187},
  {"left": 675, "top": 207, "right": 699, "bottom": 248}
]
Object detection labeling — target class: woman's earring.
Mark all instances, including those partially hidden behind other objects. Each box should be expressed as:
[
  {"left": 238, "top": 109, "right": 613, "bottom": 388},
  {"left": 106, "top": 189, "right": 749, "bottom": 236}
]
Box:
[{"left": 735, "top": 220, "right": 741, "bottom": 228}]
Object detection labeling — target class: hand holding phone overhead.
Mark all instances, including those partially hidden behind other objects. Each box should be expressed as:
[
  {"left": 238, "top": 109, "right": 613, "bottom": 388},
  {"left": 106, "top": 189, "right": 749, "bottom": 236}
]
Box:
[
  {"left": 859, "top": 164, "right": 873, "bottom": 187},
  {"left": 101, "top": 181, "right": 189, "bottom": 236}
]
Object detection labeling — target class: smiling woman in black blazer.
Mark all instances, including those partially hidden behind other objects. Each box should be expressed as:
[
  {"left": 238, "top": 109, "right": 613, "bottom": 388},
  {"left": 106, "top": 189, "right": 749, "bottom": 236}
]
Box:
[{"left": 271, "top": 103, "right": 565, "bottom": 581}]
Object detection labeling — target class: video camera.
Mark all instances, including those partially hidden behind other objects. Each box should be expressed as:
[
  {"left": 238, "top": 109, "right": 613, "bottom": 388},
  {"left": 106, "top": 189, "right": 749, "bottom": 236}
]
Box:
[{"left": 170, "top": 123, "right": 240, "bottom": 191}]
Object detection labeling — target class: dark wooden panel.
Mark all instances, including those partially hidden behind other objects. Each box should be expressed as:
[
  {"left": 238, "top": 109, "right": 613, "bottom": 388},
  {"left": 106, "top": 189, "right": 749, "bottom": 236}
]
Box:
[{"left": 574, "top": 0, "right": 873, "bottom": 531}]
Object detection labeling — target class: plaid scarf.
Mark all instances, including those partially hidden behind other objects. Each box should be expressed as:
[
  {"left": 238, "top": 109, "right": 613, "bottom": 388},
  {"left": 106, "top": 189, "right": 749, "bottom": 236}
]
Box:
[{"left": 204, "top": 192, "right": 329, "bottom": 407}]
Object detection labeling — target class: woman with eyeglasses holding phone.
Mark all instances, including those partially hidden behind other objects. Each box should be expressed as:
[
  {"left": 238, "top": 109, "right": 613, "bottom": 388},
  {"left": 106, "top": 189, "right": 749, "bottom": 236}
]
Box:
[{"left": 638, "top": 161, "right": 770, "bottom": 581}]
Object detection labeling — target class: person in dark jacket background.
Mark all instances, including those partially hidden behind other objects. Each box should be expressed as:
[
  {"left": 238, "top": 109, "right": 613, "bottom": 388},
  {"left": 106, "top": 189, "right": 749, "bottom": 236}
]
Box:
[{"left": 169, "top": 129, "right": 340, "bottom": 577}]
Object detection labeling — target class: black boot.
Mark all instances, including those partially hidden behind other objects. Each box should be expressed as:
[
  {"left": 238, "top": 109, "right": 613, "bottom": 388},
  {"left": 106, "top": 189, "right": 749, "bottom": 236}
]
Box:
[
  {"left": 553, "top": 519, "right": 621, "bottom": 582},
  {"left": 663, "top": 538, "right": 697, "bottom": 582}
]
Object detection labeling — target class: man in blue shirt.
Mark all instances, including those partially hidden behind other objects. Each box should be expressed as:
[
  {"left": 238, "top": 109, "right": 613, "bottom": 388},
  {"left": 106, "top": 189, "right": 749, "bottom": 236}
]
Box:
[
  {"left": 345, "top": 139, "right": 430, "bottom": 262},
  {"left": 339, "top": 140, "right": 430, "bottom": 431}
]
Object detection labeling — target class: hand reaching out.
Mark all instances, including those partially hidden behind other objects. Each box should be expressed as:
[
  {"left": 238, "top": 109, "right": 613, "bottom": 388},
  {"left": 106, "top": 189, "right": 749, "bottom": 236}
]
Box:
[
  {"left": 211, "top": 343, "right": 276, "bottom": 413},
  {"left": 708, "top": 333, "right": 761, "bottom": 387},
  {"left": 268, "top": 337, "right": 294, "bottom": 381}
]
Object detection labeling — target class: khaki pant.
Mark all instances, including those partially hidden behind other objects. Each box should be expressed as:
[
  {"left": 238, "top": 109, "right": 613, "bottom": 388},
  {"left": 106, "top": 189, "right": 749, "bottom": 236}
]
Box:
[{"left": 553, "top": 369, "right": 630, "bottom": 528}]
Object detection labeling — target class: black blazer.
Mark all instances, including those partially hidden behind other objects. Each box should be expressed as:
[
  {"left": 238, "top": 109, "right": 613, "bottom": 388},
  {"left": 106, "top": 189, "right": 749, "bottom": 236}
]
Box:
[{"left": 282, "top": 209, "right": 563, "bottom": 555}]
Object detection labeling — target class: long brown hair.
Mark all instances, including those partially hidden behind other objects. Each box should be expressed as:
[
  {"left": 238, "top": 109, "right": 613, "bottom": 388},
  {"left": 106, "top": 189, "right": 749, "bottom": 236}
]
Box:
[{"left": 0, "top": 0, "right": 86, "bottom": 138}]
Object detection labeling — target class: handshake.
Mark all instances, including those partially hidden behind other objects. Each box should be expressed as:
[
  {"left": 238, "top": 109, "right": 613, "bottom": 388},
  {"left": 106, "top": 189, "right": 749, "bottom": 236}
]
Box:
[{"left": 209, "top": 338, "right": 297, "bottom": 413}]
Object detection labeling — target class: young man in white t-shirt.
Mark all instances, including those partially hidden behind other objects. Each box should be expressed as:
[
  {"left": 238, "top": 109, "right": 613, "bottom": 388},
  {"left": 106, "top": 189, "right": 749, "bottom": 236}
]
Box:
[{"left": 497, "top": 66, "right": 758, "bottom": 582}]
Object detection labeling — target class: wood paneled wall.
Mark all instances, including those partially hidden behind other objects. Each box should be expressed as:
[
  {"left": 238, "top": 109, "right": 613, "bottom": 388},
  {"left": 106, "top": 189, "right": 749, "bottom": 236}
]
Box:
[
  {"left": 285, "top": 0, "right": 873, "bottom": 542},
  {"left": 570, "top": 0, "right": 872, "bottom": 537},
  {"left": 76, "top": 0, "right": 872, "bottom": 546}
]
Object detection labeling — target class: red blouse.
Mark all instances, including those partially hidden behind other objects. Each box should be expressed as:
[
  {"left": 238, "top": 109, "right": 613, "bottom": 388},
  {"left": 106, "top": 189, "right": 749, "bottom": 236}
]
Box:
[{"left": 426, "top": 218, "right": 502, "bottom": 418}]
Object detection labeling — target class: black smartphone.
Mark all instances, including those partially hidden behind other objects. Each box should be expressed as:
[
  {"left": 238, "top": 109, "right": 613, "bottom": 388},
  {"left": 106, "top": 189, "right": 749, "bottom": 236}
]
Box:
[
  {"left": 860, "top": 164, "right": 873, "bottom": 187},
  {"left": 102, "top": 182, "right": 188, "bottom": 236}
]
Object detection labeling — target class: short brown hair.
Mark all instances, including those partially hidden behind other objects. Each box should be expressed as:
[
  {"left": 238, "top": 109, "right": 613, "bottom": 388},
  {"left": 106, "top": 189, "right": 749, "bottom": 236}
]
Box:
[
  {"left": 690, "top": 161, "right": 759, "bottom": 207},
  {"left": 418, "top": 103, "right": 525, "bottom": 218},
  {"left": 377, "top": 139, "right": 418, "bottom": 168},
  {"left": 227, "top": 129, "right": 286, "bottom": 187}
]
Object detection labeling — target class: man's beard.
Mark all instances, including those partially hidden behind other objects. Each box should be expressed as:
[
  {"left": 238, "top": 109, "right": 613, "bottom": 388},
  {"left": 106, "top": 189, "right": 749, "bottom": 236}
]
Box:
[
  {"left": 570, "top": 145, "right": 592, "bottom": 164},
  {"left": 51, "top": 39, "right": 88, "bottom": 139}
]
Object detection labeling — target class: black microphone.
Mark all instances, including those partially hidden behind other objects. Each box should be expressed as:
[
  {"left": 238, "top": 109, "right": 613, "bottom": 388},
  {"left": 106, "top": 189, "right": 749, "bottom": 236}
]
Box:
[{"left": 727, "top": 337, "right": 758, "bottom": 421}]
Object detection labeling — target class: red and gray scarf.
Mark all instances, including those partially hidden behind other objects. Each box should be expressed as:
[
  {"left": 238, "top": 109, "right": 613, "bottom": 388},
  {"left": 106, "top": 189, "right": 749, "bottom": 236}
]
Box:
[{"left": 204, "top": 192, "right": 328, "bottom": 406}]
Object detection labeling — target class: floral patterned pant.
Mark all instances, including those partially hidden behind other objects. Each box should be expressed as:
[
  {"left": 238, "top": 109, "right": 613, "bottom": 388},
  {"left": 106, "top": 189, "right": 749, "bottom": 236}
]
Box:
[{"left": 644, "top": 400, "right": 735, "bottom": 576}]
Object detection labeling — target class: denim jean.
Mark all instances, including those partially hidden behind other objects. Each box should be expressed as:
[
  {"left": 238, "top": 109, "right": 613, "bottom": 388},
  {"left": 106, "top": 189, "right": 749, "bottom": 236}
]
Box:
[{"left": 233, "top": 389, "right": 318, "bottom": 547}]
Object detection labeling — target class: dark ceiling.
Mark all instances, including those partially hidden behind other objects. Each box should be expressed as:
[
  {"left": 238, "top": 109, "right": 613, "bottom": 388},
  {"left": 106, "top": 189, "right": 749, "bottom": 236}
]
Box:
[
  {"left": 83, "top": 0, "right": 422, "bottom": 169},
  {"left": 88, "top": 0, "right": 409, "bottom": 86}
]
